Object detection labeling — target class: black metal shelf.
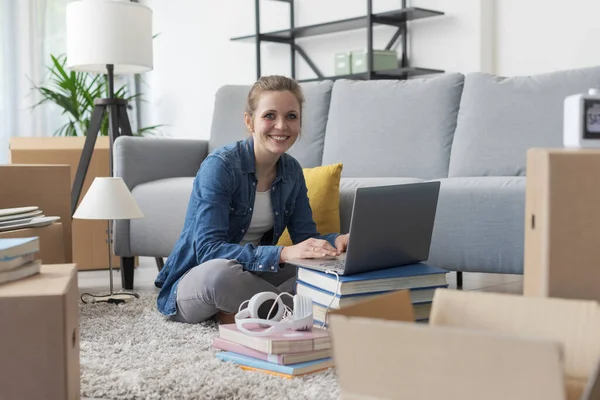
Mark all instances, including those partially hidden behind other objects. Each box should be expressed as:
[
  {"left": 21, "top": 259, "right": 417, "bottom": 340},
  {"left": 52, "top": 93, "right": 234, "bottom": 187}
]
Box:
[
  {"left": 235, "top": 1, "right": 445, "bottom": 82},
  {"left": 231, "top": 7, "right": 443, "bottom": 43},
  {"left": 297, "top": 66, "right": 444, "bottom": 83}
]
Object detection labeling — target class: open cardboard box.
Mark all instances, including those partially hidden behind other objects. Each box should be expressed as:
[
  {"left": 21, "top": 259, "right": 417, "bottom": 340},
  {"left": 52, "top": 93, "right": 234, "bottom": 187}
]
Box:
[{"left": 328, "top": 289, "right": 600, "bottom": 400}]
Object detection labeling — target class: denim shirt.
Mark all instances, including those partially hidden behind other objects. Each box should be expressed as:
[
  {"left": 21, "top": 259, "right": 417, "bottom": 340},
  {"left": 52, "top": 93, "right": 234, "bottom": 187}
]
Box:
[{"left": 155, "top": 137, "right": 339, "bottom": 316}]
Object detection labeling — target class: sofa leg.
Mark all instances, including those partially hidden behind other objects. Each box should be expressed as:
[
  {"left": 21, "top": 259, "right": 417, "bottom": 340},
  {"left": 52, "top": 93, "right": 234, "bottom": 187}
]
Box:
[
  {"left": 121, "top": 256, "right": 135, "bottom": 290},
  {"left": 155, "top": 257, "right": 164, "bottom": 271},
  {"left": 456, "top": 271, "right": 463, "bottom": 290}
]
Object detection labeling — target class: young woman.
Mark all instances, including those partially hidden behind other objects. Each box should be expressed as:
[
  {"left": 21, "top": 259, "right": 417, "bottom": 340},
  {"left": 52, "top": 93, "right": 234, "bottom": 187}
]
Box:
[{"left": 155, "top": 75, "right": 349, "bottom": 324}]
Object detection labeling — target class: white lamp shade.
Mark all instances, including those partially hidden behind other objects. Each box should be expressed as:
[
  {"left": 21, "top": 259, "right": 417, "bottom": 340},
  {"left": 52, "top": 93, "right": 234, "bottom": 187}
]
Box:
[
  {"left": 73, "top": 177, "right": 144, "bottom": 220},
  {"left": 66, "top": 0, "right": 153, "bottom": 74}
]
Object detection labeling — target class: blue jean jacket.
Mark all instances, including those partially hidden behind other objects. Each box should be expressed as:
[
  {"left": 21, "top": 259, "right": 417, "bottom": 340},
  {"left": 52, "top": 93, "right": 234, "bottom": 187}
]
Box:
[{"left": 155, "top": 137, "right": 339, "bottom": 316}]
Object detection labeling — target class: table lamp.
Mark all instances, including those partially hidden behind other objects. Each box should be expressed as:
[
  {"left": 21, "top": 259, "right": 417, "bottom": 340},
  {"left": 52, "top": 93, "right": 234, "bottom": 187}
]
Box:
[
  {"left": 66, "top": 0, "right": 153, "bottom": 216},
  {"left": 73, "top": 177, "right": 144, "bottom": 304}
]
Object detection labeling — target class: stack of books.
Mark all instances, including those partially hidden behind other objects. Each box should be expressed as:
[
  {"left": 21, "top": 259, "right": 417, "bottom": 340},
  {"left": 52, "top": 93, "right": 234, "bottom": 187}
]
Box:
[
  {"left": 296, "top": 263, "right": 449, "bottom": 326},
  {"left": 0, "top": 206, "right": 59, "bottom": 233},
  {"left": 214, "top": 322, "right": 334, "bottom": 378},
  {"left": 0, "top": 237, "right": 41, "bottom": 285}
]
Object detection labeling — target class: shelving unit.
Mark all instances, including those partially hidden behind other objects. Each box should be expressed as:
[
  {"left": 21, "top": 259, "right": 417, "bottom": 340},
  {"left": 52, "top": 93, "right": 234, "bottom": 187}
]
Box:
[{"left": 231, "top": 0, "right": 445, "bottom": 82}]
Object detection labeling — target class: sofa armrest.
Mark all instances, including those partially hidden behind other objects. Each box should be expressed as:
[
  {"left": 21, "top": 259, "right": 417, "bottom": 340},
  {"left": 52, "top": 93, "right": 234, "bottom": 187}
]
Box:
[
  {"left": 113, "top": 136, "right": 208, "bottom": 190},
  {"left": 112, "top": 136, "right": 208, "bottom": 258}
]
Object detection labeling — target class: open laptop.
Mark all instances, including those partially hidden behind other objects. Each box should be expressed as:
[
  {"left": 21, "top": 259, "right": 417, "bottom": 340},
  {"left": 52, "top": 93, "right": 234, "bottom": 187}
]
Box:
[{"left": 286, "top": 181, "right": 441, "bottom": 276}]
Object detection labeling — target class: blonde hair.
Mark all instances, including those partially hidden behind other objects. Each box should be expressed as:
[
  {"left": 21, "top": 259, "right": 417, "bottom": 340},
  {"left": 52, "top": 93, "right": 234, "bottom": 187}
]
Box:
[{"left": 246, "top": 75, "right": 305, "bottom": 123}]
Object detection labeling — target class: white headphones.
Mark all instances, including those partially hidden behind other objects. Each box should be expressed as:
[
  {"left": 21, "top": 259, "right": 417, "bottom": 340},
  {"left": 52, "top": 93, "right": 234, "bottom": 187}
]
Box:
[{"left": 234, "top": 292, "right": 314, "bottom": 337}]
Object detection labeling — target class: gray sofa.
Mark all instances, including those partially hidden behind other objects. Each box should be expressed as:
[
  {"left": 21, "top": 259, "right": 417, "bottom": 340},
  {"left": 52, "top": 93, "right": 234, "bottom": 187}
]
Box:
[{"left": 113, "top": 66, "right": 600, "bottom": 289}]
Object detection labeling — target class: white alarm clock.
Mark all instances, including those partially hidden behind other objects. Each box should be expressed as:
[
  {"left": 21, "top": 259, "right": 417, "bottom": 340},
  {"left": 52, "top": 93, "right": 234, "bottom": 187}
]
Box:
[{"left": 564, "top": 88, "right": 600, "bottom": 148}]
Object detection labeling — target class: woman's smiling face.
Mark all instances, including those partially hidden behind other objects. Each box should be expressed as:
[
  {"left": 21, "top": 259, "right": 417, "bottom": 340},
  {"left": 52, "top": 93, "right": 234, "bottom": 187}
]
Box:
[{"left": 245, "top": 90, "right": 301, "bottom": 157}]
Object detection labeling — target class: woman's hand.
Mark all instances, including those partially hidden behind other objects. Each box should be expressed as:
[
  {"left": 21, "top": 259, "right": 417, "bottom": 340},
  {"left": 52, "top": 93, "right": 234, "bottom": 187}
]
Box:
[
  {"left": 335, "top": 233, "right": 349, "bottom": 253},
  {"left": 280, "top": 238, "right": 341, "bottom": 263}
]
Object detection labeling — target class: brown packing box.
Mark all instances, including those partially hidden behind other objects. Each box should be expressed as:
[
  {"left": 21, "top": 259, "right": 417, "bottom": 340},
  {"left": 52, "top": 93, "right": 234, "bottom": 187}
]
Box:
[
  {"left": 0, "top": 164, "right": 71, "bottom": 263},
  {"left": 0, "top": 264, "right": 80, "bottom": 400},
  {"left": 0, "top": 223, "right": 66, "bottom": 263},
  {"left": 329, "top": 289, "right": 600, "bottom": 400},
  {"left": 524, "top": 148, "right": 600, "bottom": 301},
  {"left": 9, "top": 137, "right": 121, "bottom": 270}
]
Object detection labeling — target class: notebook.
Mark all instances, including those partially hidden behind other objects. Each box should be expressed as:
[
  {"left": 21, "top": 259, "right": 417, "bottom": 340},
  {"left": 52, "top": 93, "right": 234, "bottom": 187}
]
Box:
[
  {"left": 215, "top": 351, "right": 333, "bottom": 377},
  {"left": 212, "top": 337, "right": 332, "bottom": 365},
  {"left": 218, "top": 323, "right": 331, "bottom": 354},
  {"left": 296, "top": 263, "right": 449, "bottom": 296},
  {"left": 0, "top": 237, "right": 39, "bottom": 261}
]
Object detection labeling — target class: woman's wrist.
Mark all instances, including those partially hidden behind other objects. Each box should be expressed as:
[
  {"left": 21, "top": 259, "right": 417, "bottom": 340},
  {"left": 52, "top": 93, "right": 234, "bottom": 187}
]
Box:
[{"left": 279, "top": 246, "right": 288, "bottom": 264}]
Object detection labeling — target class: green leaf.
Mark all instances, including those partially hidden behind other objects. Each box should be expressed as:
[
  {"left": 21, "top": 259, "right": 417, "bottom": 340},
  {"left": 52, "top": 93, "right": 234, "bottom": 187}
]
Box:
[{"left": 31, "top": 53, "right": 163, "bottom": 137}]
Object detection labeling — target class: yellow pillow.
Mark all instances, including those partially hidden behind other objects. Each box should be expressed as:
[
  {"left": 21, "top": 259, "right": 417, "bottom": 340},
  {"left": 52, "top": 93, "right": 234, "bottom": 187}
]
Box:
[{"left": 277, "top": 163, "right": 343, "bottom": 246}]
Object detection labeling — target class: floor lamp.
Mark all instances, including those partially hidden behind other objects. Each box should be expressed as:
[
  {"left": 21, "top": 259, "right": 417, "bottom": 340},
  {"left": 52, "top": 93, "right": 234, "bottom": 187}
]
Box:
[
  {"left": 74, "top": 177, "right": 144, "bottom": 304},
  {"left": 66, "top": 0, "right": 153, "bottom": 215}
]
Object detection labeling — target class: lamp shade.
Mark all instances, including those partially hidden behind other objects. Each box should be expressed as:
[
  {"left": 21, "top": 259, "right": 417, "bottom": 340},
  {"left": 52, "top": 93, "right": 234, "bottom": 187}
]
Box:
[
  {"left": 73, "top": 177, "right": 144, "bottom": 220},
  {"left": 66, "top": 0, "right": 153, "bottom": 74}
]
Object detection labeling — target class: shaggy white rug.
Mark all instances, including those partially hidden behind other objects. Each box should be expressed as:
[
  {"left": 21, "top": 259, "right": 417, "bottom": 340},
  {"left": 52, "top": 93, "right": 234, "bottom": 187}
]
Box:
[{"left": 79, "top": 291, "right": 340, "bottom": 400}]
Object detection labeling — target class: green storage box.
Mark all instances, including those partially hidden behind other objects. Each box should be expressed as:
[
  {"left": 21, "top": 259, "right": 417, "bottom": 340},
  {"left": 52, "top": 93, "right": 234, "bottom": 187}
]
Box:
[
  {"left": 351, "top": 49, "right": 398, "bottom": 74},
  {"left": 334, "top": 52, "right": 351, "bottom": 76}
]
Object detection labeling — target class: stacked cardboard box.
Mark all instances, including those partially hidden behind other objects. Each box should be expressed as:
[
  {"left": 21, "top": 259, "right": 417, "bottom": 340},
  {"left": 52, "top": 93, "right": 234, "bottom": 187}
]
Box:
[
  {"left": 0, "top": 264, "right": 80, "bottom": 400},
  {"left": 0, "top": 165, "right": 70, "bottom": 264},
  {"left": 9, "top": 137, "right": 119, "bottom": 270},
  {"left": 524, "top": 148, "right": 600, "bottom": 303},
  {"left": 329, "top": 289, "right": 600, "bottom": 400}
]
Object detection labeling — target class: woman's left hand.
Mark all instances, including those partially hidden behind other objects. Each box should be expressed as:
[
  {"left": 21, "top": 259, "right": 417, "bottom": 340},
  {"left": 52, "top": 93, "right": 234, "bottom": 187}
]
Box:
[{"left": 335, "top": 234, "right": 349, "bottom": 253}]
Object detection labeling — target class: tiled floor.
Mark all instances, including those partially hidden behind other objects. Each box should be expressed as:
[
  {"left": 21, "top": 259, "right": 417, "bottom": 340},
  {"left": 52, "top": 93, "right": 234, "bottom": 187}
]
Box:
[{"left": 79, "top": 257, "right": 523, "bottom": 400}]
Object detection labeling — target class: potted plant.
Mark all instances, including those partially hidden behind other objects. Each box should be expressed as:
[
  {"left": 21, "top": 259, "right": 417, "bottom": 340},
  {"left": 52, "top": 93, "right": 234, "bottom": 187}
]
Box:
[{"left": 31, "top": 54, "right": 162, "bottom": 137}]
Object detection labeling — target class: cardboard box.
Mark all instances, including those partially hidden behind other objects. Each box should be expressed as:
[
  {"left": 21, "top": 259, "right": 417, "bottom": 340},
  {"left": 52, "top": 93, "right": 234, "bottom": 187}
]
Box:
[
  {"left": 0, "top": 223, "right": 66, "bottom": 263},
  {"left": 0, "top": 164, "right": 72, "bottom": 263},
  {"left": 524, "top": 148, "right": 600, "bottom": 301},
  {"left": 329, "top": 289, "right": 600, "bottom": 400},
  {"left": 0, "top": 264, "right": 80, "bottom": 400},
  {"left": 9, "top": 137, "right": 120, "bottom": 270}
]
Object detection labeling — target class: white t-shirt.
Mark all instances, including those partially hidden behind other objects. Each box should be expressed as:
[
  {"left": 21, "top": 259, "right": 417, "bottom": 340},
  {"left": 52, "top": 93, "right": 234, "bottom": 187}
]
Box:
[{"left": 238, "top": 190, "right": 274, "bottom": 247}]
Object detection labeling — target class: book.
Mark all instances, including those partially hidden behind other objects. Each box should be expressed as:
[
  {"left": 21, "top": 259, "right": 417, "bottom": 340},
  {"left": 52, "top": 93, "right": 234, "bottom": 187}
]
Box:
[
  {"left": 0, "top": 237, "right": 39, "bottom": 261},
  {"left": 0, "top": 253, "right": 36, "bottom": 272},
  {"left": 312, "top": 300, "right": 433, "bottom": 326},
  {"left": 215, "top": 351, "right": 333, "bottom": 377},
  {"left": 212, "top": 337, "right": 332, "bottom": 365},
  {"left": 296, "top": 263, "right": 449, "bottom": 295},
  {"left": 218, "top": 323, "right": 331, "bottom": 354},
  {"left": 296, "top": 280, "right": 446, "bottom": 309},
  {"left": 0, "top": 260, "right": 42, "bottom": 284}
]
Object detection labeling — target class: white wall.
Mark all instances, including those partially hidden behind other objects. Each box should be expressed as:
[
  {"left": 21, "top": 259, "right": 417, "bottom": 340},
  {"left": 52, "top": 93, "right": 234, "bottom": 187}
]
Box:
[
  {"left": 495, "top": 0, "right": 600, "bottom": 76},
  {"left": 140, "top": 0, "right": 491, "bottom": 140}
]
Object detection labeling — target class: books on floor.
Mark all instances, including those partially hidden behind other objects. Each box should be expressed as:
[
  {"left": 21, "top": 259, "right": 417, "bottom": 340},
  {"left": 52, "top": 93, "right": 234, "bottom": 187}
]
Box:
[
  {"left": 218, "top": 322, "right": 331, "bottom": 354},
  {"left": 0, "top": 237, "right": 41, "bottom": 284},
  {"left": 215, "top": 351, "right": 334, "bottom": 379},
  {"left": 312, "top": 299, "right": 433, "bottom": 323},
  {"left": 296, "top": 280, "right": 439, "bottom": 309},
  {"left": 214, "top": 323, "right": 333, "bottom": 378},
  {"left": 296, "top": 262, "right": 449, "bottom": 325},
  {"left": 213, "top": 337, "right": 332, "bottom": 365},
  {"left": 296, "top": 263, "right": 449, "bottom": 295}
]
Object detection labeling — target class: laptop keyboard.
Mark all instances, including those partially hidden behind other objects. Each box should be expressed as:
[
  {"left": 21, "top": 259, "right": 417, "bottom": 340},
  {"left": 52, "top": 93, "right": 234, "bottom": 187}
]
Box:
[{"left": 318, "top": 259, "right": 345, "bottom": 269}]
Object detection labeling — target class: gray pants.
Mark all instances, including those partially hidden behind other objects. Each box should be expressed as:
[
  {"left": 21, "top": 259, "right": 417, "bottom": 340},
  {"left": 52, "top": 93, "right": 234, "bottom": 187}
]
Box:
[{"left": 172, "top": 259, "right": 297, "bottom": 324}]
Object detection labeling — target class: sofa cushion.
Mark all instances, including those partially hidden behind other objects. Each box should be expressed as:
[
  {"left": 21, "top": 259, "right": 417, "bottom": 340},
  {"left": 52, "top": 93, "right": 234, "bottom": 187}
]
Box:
[
  {"left": 426, "top": 176, "right": 526, "bottom": 274},
  {"left": 278, "top": 163, "right": 343, "bottom": 246},
  {"left": 339, "top": 177, "right": 425, "bottom": 233},
  {"left": 448, "top": 67, "right": 600, "bottom": 177},
  {"left": 321, "top": 74, "right": 464, "bottom": 179},
  {"left": 209, "top": 80, "right": 333, "bottom": 168},
  {"left": 129, "top": 177, "right": 194, "bottom": 257}
]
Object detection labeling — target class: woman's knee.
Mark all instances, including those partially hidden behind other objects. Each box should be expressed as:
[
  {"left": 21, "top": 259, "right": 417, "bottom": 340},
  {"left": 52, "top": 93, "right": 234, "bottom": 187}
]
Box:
[{"left": 189, "top": 259, "right": 242, "bottom": 293}]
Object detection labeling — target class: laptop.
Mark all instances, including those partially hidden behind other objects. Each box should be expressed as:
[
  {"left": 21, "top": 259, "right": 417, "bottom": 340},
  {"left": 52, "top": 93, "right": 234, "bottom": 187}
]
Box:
[{"left": 286, "top": 181, "right": 441, "bottom": 276}]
